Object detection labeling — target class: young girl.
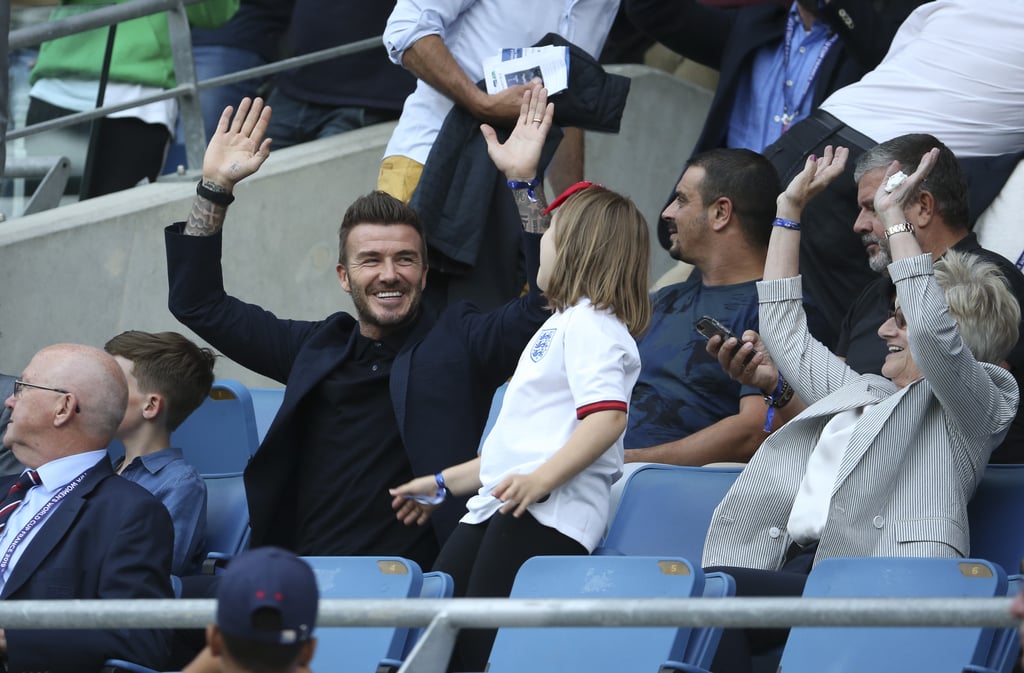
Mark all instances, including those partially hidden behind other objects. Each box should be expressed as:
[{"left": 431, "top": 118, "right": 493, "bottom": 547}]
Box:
[{"left": 389, "top": 85, "right": 652, "bottom": 671}]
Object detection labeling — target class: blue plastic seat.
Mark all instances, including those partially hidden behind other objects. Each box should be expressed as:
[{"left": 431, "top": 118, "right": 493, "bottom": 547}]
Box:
[
  {"left": 170, "top": 379, "right": 259, "bottom": 475},
  {"left": 201, "top": 472, "right": 250, "bottom": 572},
  {"left": 302, "top": 556, "right": 423, "bottom": 673},
  {"left": 596, "top": 464, "right": 741, "bottom": 562},
  {"left": 986, "top": 574, "right": 1022, "bottom": 673},
  {"left": 399, "top": 571, "right": 456, "bottom": 659},
  {"left": 967, "top": 464, "right": 1024, "bottom": 574},
  {"left": 484, "top": 555, "right": 709, "bottom": 673},
  {"left": 779, "top": 557, "right": 1008, "bottom": 673},
  {"left": 249, "top": 386, "right": 284, "bottom": 444}
]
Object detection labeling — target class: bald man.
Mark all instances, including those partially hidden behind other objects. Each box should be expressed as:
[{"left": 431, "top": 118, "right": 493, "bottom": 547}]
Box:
[{"left": 0, "top": 344, "right": 175, "bottom": 673}]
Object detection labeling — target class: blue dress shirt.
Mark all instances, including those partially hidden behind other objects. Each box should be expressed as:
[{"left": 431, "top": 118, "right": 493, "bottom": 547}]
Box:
[
  {"left": 726, "top": 2, "right": 836, "bottom": 152},
  {"left": 117, "top": 447, "right": 207, "bottom": 575}
]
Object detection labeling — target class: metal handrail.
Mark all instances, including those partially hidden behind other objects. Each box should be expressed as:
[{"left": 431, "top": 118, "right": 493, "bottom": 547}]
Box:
[{"left": 0, "top": 597, "right": 1016, "bottom": 629}]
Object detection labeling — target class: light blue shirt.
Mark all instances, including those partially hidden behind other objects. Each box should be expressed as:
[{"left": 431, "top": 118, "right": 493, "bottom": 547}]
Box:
[
  {"left": 0, "top": 450, "right": 106, "bottom": 592},
  {"left": 117, "top": 447, "right": 207, "bottom": 576},
  {"left": 726, "top": 2, "right": 836, "bottom": 152}
]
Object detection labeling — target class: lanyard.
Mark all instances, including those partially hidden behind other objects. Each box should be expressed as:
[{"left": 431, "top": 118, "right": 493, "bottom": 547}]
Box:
[
  {"left": 1015, "top": 249, "right": 1024, "bottom": 271},
  {"left": 0, "top": 471, "right": 88, "bottom": 575},
  {"left": 780, "top": 14, "right": 839, "bottom": 132}
]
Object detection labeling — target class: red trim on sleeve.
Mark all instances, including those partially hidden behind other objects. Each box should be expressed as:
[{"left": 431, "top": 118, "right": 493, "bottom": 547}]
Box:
[{"left": 576, "top": 400, "right": 628, "bottom": 420}]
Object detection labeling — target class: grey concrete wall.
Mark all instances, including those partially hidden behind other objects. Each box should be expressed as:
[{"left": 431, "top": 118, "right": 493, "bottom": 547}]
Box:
[{"left": 0, "top": 66, "right": 711, "bottom": 385}]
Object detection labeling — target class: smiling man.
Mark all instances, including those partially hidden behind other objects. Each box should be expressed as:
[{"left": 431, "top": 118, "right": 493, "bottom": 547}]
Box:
[
  {"left": 164, "top": 98, "right": 549, "bottom": 565},
  {"left": 624, "top": 148, "right": 825, "bottom": 466}
]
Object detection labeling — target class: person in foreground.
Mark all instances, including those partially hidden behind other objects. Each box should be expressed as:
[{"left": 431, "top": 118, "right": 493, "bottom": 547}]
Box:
[
  {"left": 1, "top": 344, "right": 174, "bottom": 673},
  {"left": 182, "top": 546, "right": 318, "bottom": 673},
  {"left": 390, "top": 89, "right": 651, "bottom": 672},
  {"left": 702, "top": 147, "right": 1020, "bottom": 673}
]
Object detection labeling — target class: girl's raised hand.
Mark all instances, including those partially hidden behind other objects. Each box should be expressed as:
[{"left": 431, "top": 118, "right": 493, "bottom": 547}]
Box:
[{"left": 480, "top": 83, "right": 553, "bottom": 181}]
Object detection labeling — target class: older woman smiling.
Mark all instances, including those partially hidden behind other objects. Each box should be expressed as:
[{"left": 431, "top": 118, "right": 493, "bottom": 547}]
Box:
[{"left": 701, "top": 146, "right": 1020, "bottom": 673}]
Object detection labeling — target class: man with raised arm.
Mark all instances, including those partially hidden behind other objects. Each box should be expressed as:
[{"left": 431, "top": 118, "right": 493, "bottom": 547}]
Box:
[{"left": 164, "top": 94, "right": 552, "bottom": 567}]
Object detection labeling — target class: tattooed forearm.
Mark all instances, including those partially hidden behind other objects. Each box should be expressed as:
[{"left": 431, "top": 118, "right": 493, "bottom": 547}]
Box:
[
  {"left": 184, "top": 180, "right": 230, "bottom": 236},
  {"left": 513, "top": 183, "right": 550, "bottom": 234}
]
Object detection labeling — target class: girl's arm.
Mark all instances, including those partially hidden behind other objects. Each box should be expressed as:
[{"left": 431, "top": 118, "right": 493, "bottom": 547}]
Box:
[
  {"left": 492, "top": 409, "right": 627, "bottom": 518},
  {"left": 389, "top": 457, "right": 483, "bottom": 526}
]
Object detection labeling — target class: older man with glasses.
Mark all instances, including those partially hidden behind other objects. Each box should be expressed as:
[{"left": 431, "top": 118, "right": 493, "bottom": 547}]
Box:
[{"left": 0, "top": 343, "right": 175, "bottom": 673}]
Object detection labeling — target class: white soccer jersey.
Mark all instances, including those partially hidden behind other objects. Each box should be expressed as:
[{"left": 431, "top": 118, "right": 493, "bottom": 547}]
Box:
[{"left": 462, "top": 299, "right": 642, "bottom": 551}]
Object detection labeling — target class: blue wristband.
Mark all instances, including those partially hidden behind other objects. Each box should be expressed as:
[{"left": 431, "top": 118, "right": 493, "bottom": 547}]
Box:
[
  {"left": 773, "top": 217, "right": 801, "bottom": 231},
  {"left": 508, "top": 178, "right": 541, "bottom": 203},
  {"left": 406, "top": 472, "right": 449, "bottom": 506}
]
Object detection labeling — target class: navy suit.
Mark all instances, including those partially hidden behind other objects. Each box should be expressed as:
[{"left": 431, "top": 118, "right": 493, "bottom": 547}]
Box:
[
  {"left": 2, "top": 459, "right": 174, "bottom": 673},
  {"left": 165, "top": 224, "right": 549, "bottom": 550}
]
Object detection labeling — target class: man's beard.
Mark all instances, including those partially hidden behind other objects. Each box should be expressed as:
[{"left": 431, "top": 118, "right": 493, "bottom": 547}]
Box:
[{"left": 861, "top": 234, "right": 892, "bottom": 273}]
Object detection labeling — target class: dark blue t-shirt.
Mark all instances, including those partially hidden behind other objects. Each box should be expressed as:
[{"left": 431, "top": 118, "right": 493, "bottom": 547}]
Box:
[{"left": 625, "top": 275, "right": 763, "bottom": 449}]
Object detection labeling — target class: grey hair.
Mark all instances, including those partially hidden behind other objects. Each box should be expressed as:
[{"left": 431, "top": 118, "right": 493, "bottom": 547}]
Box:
[
  {"left": 933, "top": 250, "right": 1020, "bottom": 365},
  {"left": 854, "top": 134, "right": 969, "bottom": 229}
]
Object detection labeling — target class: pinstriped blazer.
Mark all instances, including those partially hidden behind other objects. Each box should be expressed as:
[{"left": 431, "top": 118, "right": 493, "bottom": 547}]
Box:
[{"left": 703, "top": 255, "right": 1019, "bottom": 570}]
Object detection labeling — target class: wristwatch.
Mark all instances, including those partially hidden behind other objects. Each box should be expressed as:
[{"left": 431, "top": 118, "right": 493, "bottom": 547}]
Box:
[{"left": 884, "top": 221, "right": 915, "bottom": 239}]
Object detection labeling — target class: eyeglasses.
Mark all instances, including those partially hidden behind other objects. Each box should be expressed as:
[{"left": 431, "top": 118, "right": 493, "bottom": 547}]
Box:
[
  {"left": 13, "top": 380, "right": 81, "bottom": 414},
  {"left": 886, "top": 307, "right": 907, "bottom": 330}
]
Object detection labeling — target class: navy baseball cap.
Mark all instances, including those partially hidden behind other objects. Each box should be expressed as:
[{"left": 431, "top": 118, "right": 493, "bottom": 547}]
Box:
[{"left": 216, "top": 547, "right": 318, "bottom": 644}]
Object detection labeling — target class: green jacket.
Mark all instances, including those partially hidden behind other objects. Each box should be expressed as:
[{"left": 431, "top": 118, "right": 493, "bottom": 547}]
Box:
[{"left": 31, "top": 0, "right": 239, "bottom": 90}]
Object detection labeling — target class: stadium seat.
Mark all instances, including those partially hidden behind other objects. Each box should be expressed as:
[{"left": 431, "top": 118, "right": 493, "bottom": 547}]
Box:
[
  {"left": 201, "top": 472, "right": 250, "bottom": 572},
  {"left": 987, "top": 574, "right": 1022, "bottom": 673},
  {"left": 484, "top": 555, "right": 710, "bottom": 673},
  {"left": 249, "top": 386, "right": 284, "bottom": 444},
  {"left": 400, "top": 571, "right": 456, "bottom": 659},
  {"left": 779, "top": 557, "right": 1008, "bottom": 673},
  {"left": 596, "top": 464, "right": 741, "bottom": 562},
  {"left": 478, "top": 382, "right": 508, "bottom": 452},
  {"left": 967, "top": 464, "right": 1024, "bottom": 574},
  {"left": 171, "top": 379, "right": 259, "bottom": 475},
  {"left": 302, "top": 556, "right": 423, "bottom": 673}
]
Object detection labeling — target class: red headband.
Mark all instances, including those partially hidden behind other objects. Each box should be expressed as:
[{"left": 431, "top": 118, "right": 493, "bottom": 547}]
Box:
[{"left": 542, "top": 180, "right": 601, "bottom": 215}]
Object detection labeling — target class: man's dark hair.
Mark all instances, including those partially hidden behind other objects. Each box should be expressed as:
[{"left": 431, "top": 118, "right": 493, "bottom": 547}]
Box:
[
  {"left": 104, "top": 331, "right": 216, "bottom": 431},
  {"left": 854, "top": 133, "right": 969, "bottom": 230},
  {"left": 338, "top": 191, "right": 427, "bottom": 265},
  {"left": 686, "top": 148, "right": 780, "bottom": 249},
  {"left": 220, "top": 608, "right": 307, "bottom": 673}
]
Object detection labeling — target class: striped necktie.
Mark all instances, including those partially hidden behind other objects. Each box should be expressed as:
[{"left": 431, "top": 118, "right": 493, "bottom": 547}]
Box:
[{"left": 0, "top": 470, "right": 42, "bottom": 533}]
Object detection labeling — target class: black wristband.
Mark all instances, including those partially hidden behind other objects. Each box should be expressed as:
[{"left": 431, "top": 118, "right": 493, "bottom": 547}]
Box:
[{"left": 196, "top": 180, "right": 235, "bottom": 206}]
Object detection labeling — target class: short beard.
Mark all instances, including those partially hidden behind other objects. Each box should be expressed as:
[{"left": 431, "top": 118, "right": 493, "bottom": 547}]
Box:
[{"left": 861, "top": 234, "right": 892, "bottom": 274}]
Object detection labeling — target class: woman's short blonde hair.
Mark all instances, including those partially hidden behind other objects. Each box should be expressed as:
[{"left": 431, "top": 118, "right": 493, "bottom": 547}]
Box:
[
  {"left": 544, "top": 186, "right": 651, "bottom": 337},
  {"left": 934, "top": 249, "right": 1020, "bottom": 364}
]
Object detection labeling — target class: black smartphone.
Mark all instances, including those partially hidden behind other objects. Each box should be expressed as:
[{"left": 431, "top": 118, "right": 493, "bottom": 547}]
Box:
[{"left": 694, "top": 315, "right": 735, "bottom": 342}]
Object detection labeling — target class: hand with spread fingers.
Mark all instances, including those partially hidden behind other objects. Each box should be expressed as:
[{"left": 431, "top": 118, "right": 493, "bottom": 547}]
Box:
[
  {"left": 873, "top": 147, "right": 939, "bottom": 226},
  {"left": 777, "top": 145, "right": 850, "bottom": 218},
  {"left": 202, "top": 97, "right": 273, "bottom": 191},
  {"left": 480, "top": 83, "right": 553, "bottom": 181}
]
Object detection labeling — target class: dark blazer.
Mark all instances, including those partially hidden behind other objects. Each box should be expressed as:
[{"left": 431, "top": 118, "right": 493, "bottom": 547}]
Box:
[
  {"left": 2, "top": 459, "right": 174, "bottom": 673},
  {"left": 165, "top": 224, "right": 549, "bottom": 549}
]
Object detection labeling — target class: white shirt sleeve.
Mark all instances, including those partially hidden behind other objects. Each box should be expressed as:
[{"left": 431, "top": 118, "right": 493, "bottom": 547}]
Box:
[{"left": 384, "top": 0, "right": 478, "bottom": 66}]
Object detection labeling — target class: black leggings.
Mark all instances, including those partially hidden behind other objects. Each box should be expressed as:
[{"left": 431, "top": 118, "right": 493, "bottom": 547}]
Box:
[{"left": 433, "top": 511, "right": 587, "bottom": 671}]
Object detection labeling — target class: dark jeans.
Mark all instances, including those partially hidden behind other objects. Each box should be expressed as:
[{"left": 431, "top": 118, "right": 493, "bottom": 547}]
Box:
[
  {"left": 264, "top": 90, "right": 399, "bottom": 150},
  {"left": 705, "top": 541, "right": 819, "bottom": 673},
  {"left": 433, "top": 512, "right": 587, "bottom": 671}
]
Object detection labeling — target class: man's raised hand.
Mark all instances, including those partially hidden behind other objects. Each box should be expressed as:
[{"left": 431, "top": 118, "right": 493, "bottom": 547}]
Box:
[{"left": 202, "top": 97, "right": 273, "bottom": 191}]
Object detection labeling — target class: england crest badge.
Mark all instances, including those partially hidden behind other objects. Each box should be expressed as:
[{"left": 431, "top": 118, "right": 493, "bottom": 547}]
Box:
[{"left": 530, "top": 328, "right": 556, "bottom": 362}]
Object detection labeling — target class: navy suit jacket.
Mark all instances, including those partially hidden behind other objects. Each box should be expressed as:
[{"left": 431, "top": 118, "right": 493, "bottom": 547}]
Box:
[
  {"left": 165, "top": 224, "right": 549, "bottom": 549},
  {"left": 2, "top": 459, "right": 174, "bottom": 673}
]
